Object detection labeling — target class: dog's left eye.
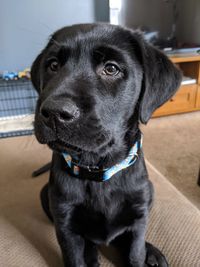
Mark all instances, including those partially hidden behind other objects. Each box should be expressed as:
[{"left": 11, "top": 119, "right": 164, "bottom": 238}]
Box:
[
  {"left": 46, "top": 58, "right": 60, "bottom": 72},
  {"left": 103, "top": 64, "right": 120, "bottom": 76}
]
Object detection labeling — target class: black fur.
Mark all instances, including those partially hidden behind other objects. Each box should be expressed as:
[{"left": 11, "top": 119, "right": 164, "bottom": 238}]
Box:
[{"left": 31, "top": 23, "right": 181, "bottom": 267}]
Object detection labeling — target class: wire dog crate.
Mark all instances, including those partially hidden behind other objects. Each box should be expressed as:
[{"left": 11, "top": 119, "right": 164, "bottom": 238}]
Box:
[{"left": 0, "top": 79, "right": 38, "bottom": 138}]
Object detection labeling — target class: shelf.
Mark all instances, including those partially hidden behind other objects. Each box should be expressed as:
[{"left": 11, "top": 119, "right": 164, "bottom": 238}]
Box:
[
  {"left": 169, "top": 54, "right": 200, "bottom": 63},
  {"left": 181, "top": 76, "right": 196, "bottom": 85}
]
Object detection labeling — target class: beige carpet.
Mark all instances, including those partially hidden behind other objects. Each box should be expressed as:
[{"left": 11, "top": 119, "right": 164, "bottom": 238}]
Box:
[
  {"left": 1, "top": 136, "right": 200, "bottom": 266},
  {"left": 142, "top": 111, "right": 200, "bottom": 209}
]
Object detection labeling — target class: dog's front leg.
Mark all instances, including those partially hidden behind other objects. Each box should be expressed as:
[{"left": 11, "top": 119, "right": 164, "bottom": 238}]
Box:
[
  {"left": 56, "top": 226, "right": 85, "bottom": 267},
  {"left": 129, "top": 220, "right": 147, "bottom": 267},
  {"left": 50, "top": 199, "right": 86, "bottom": 267},
  {"left": 128, "top": 216, "right": 148, "bottom": 267},
  {"left": 113, "top": 216, "right": 147, "bottom": 267}
]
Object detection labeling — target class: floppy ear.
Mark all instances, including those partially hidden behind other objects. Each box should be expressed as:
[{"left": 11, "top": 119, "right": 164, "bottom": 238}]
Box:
[
  {"left": 31, "top": 52, "right": 44, "bottom": 92},
  {"left": 136, "top": 37, "right": 182, "bottom": 124}
]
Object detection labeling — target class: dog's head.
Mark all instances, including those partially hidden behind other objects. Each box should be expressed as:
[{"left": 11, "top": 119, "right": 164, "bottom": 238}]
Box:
[{"left": 31, "top": 23, "right": 181, "bottom": 158}]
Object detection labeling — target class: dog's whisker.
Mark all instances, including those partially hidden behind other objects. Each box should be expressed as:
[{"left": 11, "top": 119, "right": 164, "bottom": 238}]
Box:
[
  {"left": 30, "top": 137, "right": 35, "bottom": 147},
  {"left": 22, "top": 137, "right": 30, "bottom": 150},
  {"left": 40, "top": 22, "right": 54, "bottom": 32}
]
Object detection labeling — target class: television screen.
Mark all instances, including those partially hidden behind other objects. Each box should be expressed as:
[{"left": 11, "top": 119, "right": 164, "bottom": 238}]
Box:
[{"left": 118, "top": 0, "right": 200, "bottom": 52}]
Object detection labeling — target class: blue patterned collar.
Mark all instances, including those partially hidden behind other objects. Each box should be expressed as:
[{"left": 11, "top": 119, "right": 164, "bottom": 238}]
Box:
[{"left": 62, "top": 133, "right": 142, "bottom": 182}]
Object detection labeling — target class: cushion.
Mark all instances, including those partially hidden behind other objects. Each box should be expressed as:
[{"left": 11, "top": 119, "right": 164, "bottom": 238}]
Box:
[{"left": 1, "top": 136, "right": 200, "bottom": 266}]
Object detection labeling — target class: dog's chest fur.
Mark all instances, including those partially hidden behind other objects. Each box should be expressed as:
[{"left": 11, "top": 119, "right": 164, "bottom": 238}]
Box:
[{"left": 70, "top": 180, "right": 147, "bottom": 245}]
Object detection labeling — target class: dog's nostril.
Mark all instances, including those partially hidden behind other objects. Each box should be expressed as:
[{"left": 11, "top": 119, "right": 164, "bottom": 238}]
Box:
[
  {"left": 57, "top": 102, "right": 80, "bottom": 122},
  {"left": 59, "top": 112, "right": 73, "bottom": 121},
  {"left": 59, "top": 108, "right": 80, "bottom": 122},
  {"left": 40, "top": 108, "right": 50, "bottom": 119}
]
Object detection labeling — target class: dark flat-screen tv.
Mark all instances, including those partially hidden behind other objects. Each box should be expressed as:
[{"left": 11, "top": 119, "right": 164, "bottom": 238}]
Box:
[{"left": 119, "top": 0, "right": 200, "bottom": 53}]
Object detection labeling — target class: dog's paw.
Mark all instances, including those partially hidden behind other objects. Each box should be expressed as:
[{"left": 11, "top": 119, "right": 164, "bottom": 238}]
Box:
[{"left": 145, "top": 242, "right": 169, "bottom": 267}]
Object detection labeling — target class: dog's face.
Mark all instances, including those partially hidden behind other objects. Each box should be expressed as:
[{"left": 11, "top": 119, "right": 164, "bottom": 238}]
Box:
[{"left": 31, "top": 24, "right": 181, "bottom": 157}]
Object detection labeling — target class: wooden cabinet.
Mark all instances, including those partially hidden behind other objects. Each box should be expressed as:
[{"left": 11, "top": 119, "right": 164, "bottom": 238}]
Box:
[
  {"left": 153, "top": 54, "right": 200, "bottom": 117},
  {"left": 196, "top": 86, "right": 200, "bottom": 108}
]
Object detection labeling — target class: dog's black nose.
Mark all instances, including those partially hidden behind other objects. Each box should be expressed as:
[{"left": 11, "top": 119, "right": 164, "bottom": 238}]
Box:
[{"left": 40, "top": 98, "right": 80, "bottom": 124}]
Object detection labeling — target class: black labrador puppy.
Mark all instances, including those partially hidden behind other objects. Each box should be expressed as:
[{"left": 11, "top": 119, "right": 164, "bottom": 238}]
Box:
[{"left": 31, "top": 23, "right": 181, "bottom": 267}]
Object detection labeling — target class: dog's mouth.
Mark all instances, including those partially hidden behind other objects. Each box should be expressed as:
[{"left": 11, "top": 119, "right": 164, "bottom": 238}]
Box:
[
  {"left": 47, "top": 132, "right": 115, "bottom": 157},
  {"left": 48, "top": 139, "right": 82, "bottom": 154},
  {"left": 34, "top": 113, "right": 113, "bottom": 155},
  {"left": 48, "top": 134, "right": 110, "bottom": 154}
]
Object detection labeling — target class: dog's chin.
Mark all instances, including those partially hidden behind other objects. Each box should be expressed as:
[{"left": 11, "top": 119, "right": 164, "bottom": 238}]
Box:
[
  {"left": 48, "top": 140, "right": 82, "bottom": 155},
  {"left": 47, "top": 137, "right": 112, "bottom": 156},
  {"left": 35, "top": 124, "right": 113, "bottom": 155}
]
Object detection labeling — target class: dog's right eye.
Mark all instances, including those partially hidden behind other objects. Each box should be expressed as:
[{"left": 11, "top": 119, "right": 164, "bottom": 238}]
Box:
[
  {"left": 46, "top": 58, "right": 60, "bottom": 73},
  {"left": 103, "top": 64, "right": 119, "bottom": 76}
]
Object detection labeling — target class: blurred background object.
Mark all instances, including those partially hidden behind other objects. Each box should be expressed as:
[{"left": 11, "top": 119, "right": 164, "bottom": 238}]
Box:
[{"left": 119, "top": 0, "right": 200, "bottom": 52}]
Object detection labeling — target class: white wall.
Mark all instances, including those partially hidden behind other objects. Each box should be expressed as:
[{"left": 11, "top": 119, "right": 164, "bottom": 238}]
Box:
[{"left": 0, "top": 0, "right": 109, "bottom": 71}]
